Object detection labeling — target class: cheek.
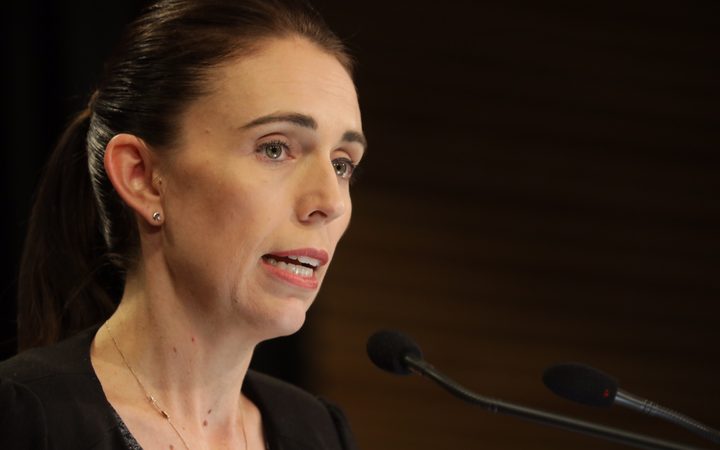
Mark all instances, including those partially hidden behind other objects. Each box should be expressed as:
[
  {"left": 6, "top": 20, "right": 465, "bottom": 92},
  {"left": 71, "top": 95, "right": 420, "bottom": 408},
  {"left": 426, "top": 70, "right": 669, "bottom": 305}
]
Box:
[
  {"left": 330, "top": 197, "right": 352, "bottom": 243},
  {"left": 161, "top": 172, "right": 286, "bottom": 301},
  {"left": 164, "top": 167, "right": 261, "bottom": 259},
  {"left": 193, "top": 188, "right": 272, "bottom": 253}
]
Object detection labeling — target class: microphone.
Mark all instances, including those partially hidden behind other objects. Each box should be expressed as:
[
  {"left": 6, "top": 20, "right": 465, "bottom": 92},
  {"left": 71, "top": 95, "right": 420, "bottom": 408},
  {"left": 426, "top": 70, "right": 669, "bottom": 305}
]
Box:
[
  {"left": 543, "top": 363, "right": 720, "bottom": 444},
  {"left": 366, "top": 328, "right": 421, "bottom": 375},
  {"left": 367, "top": 330, "right": 704, "bottom": 450}
]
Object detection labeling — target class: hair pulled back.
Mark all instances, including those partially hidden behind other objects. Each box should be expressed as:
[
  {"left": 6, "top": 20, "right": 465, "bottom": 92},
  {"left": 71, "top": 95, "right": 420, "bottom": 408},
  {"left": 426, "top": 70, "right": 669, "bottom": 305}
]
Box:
[{"left": 18, "top": 0, "right": 353, "bottom": 350}]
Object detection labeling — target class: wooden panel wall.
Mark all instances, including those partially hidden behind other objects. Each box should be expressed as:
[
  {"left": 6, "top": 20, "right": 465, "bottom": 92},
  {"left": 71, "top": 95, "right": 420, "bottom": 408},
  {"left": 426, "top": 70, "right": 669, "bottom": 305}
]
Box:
[{"left": 304, "top": 1, "right": 719, "bottom": 449}]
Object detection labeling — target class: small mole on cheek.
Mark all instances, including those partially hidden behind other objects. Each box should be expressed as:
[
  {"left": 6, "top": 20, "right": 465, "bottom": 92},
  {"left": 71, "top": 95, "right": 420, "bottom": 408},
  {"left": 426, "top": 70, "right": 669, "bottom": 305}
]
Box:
[
  {"left": 172, "top": 346, "right": 177, "bottom": 353},
  {"left": 203, "top": 420, "right": 208, "bottom": 427},
  {"left": 191, "top": 336, "right": 195, "bottom": 343},
  {"left": 208, "top": 409, "right": 212, "bottom": 414},
  {"left": 169, "top": 445, "right": 174, "bottom": 450}
]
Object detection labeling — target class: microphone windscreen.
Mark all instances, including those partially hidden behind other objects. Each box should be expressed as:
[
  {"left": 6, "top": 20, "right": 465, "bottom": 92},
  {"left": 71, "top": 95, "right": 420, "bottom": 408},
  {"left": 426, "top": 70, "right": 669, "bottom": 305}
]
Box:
[
  {"left": 367, "top": 330, "right": 423, "bottom": 375},
  {"left": 543, "top": 363, "right": 619, "bottom": 407}
]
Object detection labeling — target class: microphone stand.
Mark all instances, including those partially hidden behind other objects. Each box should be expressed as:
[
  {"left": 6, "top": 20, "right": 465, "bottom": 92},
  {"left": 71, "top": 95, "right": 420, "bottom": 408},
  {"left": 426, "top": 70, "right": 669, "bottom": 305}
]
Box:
[
  {"left": 404, "top": 355, "right": 707, "bottom": 450},
  {"left": 615, "top": 390, "right": 720, "bottom": 445}
]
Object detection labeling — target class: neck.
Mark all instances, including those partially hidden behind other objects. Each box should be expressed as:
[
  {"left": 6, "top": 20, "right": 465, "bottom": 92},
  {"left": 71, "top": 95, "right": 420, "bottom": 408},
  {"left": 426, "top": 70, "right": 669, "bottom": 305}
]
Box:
[{"left": 95, "top": 268, "right": 259, "bottom": 438}]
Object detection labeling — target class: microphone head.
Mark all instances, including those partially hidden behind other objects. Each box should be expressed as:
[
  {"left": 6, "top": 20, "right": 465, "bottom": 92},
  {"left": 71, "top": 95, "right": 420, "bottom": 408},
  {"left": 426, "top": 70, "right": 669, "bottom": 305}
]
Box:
[
  {"left": 543, "top": 363, "right": 619, "bottom": 407},
  {"left": 367, "top": 330, "right": 423, "bottom": 375}
]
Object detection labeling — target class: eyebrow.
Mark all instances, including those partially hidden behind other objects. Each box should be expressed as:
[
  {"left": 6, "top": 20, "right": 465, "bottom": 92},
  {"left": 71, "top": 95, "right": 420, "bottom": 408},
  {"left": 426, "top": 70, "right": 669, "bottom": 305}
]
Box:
[
  {"left": 242, "top": 112, "right": 317, "bottom": 130},
  {"left": 241, "top": 112, "right": 367, "bottom": 150},
  {"left": 342, "top": 130, "right": 367, "bottom": 149}
]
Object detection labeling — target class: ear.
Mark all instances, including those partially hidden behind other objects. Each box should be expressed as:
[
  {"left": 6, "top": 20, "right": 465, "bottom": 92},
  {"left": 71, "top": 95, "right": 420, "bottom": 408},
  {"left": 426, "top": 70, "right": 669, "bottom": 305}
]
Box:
[{"left": 104, "top": 133, "right": 163, "bottom": 226}]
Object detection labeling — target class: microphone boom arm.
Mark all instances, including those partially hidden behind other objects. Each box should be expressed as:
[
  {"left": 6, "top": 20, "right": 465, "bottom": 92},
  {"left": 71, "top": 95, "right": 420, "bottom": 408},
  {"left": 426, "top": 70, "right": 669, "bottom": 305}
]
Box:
[
  {"left": 616, "top": 390, "right": 720, "bottom": 445},
  {"left": 403, "top": 355, "right": 706, "bottom": 450}
]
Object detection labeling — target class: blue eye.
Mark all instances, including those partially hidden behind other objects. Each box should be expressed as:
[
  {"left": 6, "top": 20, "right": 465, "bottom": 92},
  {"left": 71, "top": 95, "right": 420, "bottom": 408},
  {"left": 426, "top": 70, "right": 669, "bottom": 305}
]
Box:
[
  {"left": 257, "top": 140, "right": 288, "bottom": 161},
  {"left": 332, "top": 157, "right": 356, "bottom": 180}
]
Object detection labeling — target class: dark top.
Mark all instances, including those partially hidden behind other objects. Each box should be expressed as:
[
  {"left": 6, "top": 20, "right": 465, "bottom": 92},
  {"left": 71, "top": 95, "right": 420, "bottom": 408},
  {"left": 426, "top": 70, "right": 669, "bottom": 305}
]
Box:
[{"left": 0, "top": 326, "right": 358, "bottom": 450}]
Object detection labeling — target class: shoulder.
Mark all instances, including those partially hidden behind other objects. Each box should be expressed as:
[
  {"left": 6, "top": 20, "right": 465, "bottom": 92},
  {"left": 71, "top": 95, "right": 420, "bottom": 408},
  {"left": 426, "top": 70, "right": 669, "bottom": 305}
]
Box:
[
  {"left": 0, "top": 326, "right": 126, "bottom": 450},
  {"left": 245, "top": 370, "right": 359, "bottom": 450},
  {"left": 0, "top": 327, "right": 104, "bottom": 411},
  {"left": 0, "top": 373, "right": 49, "bottom": 448},
  {"left": 0, "top": 327, "right": 95, "bottom": 381}
]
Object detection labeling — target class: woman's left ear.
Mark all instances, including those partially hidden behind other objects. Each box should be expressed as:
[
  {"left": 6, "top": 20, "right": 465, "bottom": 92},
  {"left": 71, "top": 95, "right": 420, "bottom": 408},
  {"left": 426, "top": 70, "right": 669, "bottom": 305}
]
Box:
[{"left": 103, "top": 133, "right": 164, "bottom": 226}]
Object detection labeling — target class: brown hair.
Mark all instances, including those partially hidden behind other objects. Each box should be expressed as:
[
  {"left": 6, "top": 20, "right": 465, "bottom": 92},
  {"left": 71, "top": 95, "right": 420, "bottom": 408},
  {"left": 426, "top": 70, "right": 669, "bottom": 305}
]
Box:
[{"left": 17, "top": 0, "right": 353, "bottom": 350}]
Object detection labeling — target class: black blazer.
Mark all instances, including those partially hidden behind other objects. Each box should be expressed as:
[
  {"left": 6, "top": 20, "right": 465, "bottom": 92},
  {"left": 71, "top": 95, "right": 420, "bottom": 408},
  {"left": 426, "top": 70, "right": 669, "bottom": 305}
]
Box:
[{"left": 0, "top": 326, "right": 358, "bottom": 450}]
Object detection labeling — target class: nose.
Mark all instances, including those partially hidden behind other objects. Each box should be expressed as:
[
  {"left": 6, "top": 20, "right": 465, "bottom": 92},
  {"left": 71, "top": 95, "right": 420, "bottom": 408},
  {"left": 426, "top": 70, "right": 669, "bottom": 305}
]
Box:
[{"left": 296, "top": 156, "right": 347, "bottom": 225}]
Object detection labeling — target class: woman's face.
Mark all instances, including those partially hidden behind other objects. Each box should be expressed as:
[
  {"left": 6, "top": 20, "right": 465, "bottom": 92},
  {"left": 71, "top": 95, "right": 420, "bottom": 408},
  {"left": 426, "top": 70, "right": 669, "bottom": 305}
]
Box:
[{"left": 158, "top": 37, "right": 364, "bottom": 339}]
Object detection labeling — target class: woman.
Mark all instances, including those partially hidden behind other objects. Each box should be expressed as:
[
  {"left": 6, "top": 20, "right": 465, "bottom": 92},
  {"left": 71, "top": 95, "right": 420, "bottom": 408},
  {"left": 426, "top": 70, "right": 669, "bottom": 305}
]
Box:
[{"left": 0, "top": 0, "right": 365, "bottom": 449}]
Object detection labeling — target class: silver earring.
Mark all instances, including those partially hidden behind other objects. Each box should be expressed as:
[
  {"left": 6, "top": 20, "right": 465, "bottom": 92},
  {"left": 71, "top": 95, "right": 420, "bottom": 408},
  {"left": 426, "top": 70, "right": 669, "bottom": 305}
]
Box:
[{"left": 152, "top": 211, "right": 162, "bottom": 222}]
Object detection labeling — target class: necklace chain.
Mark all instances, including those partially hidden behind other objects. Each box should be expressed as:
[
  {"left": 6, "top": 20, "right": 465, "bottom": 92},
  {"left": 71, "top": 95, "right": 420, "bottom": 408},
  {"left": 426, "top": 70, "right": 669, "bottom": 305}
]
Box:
[{"left": 105, "top": 321, "right": 248, "bottom": 450}]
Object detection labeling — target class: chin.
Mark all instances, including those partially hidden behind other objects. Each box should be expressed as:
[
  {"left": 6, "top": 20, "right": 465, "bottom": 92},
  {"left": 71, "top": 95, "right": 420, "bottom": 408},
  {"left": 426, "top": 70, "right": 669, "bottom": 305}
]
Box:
[
  {"left": 258, "top": 297, "right": 311, "bottom": 340},
  {"left": 275, "top": 306, "right": 308, "bottom": 335}
]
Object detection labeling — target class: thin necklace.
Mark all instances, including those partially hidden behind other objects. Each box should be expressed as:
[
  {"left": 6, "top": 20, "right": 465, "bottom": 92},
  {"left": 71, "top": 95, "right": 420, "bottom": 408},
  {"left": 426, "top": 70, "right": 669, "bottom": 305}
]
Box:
[{"left": 105, "top": 321, "right": 248, "bottom": 450}]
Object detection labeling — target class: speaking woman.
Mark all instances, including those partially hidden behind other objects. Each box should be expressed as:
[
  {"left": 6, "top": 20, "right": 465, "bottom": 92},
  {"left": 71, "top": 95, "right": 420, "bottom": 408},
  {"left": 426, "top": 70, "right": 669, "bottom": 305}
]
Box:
[{"left": 0, "top": 1, "right": 365, "bottom": 449}]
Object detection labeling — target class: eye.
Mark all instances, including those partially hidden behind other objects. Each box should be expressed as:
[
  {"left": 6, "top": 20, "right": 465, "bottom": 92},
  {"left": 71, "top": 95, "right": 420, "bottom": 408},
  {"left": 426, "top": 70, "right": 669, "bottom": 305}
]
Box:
[
  {"left": 332, "top": 157, "right": 356, "bottom": 180},
  {"left": 256, "top": 140, "right": 289, "bottom": 161}
]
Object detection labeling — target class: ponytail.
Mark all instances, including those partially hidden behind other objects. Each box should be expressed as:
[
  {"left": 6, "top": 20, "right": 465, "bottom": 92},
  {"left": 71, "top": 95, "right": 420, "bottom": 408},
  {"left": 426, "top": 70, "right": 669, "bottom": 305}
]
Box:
[{"left": 17, "top": 108, "right": 119, "bottom": 351}]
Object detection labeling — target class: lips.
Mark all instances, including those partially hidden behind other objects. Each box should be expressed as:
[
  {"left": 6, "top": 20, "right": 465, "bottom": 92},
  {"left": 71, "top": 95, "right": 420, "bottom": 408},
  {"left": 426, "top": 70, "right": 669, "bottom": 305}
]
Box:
[
  {"left": 261, "top": 248, "right": 329, "bottom": 289},
  {"left": 263, "top": 255, "right": 317, "bottom": 277}
]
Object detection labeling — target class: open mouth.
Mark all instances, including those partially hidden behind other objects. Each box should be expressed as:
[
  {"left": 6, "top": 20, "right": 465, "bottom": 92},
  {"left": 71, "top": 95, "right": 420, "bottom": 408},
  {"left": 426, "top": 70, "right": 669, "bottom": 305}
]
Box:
[{"left": 262, "top": 254, "right": 320, "bottom": 278}]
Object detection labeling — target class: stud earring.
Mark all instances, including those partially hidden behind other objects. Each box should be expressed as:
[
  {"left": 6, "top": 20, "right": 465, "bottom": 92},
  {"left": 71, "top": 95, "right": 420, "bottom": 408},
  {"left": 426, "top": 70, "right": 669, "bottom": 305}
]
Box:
[{"left": 152, "top": 211, "right": 162, "bottom": 223}]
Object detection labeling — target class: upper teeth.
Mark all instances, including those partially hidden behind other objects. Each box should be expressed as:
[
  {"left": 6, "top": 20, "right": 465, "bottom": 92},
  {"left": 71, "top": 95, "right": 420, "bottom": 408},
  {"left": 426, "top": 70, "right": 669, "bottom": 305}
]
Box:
[{"left": 287, "top": 255, "right": 321, "bottom": 267}]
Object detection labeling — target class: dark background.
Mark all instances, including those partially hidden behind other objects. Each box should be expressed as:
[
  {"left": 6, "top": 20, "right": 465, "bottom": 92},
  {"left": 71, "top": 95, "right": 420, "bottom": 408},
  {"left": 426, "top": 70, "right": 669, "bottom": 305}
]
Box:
[{"left": 2, "top": 1, "right": 718, "bottom": 449}]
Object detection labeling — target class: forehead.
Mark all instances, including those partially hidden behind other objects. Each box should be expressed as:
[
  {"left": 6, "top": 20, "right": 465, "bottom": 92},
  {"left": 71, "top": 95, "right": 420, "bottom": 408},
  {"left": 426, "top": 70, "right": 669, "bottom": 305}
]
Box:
[{"left": 195, "top": 37, "right": 361, "bottom": 131}]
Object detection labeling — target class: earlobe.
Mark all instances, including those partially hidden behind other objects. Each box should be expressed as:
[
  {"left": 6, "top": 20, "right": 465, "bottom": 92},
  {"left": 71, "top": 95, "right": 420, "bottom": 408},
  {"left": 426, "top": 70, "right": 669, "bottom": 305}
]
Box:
[{"left": 103, "top": 134, "right": 162, "bottom": 226}]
